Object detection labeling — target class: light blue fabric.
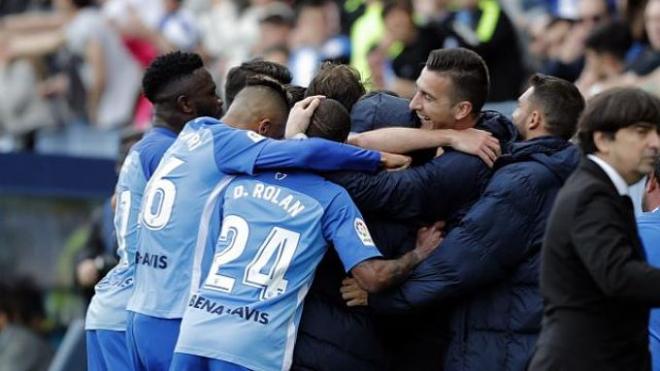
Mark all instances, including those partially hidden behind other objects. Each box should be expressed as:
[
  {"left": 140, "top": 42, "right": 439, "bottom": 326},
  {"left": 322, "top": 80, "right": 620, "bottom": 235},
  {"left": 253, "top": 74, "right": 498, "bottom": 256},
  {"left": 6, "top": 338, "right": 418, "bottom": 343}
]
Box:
[
  {"left": 175, "top": 172, "right": 381, "bottom": 371},
  {"left": 638, "top": 210, "right": 660, "bottom": 371}
]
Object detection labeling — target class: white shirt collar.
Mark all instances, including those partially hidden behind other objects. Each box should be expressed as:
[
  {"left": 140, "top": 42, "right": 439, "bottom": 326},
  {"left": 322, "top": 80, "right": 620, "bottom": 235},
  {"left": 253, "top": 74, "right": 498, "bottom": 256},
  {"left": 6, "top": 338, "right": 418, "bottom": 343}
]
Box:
[{"left": 587, "top": 154, "right": 630, "bottom": 196}]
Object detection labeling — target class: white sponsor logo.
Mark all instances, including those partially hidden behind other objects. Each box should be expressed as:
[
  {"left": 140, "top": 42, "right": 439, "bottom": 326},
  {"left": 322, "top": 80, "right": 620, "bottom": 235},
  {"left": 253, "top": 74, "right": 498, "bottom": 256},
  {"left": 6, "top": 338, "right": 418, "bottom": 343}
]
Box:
[
  {"left": 247, "top": 131, "right": 266, "bottom": 143},
  {"left": 354, "top": 218, "right": 375, "bottom": 246}
]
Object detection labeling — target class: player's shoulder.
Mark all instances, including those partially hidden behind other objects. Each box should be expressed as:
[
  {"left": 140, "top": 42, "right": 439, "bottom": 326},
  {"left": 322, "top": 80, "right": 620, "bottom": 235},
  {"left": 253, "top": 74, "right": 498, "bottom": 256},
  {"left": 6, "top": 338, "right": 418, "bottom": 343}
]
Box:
[
  {"left": 252, "top": 171, "right": 346, "bottom": 204},
  {"left": 135, "top": 128, "right": 176, "bottom": 155}
]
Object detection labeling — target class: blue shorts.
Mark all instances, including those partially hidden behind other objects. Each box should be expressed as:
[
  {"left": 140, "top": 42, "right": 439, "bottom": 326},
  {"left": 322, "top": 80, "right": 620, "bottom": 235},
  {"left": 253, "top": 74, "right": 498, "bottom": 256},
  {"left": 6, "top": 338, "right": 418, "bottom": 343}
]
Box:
[
  {"left": 170, "top": 353, "right": 250, "bottom": 371},
  {"left": 126, "top": 311, "right": 181, "bottom": 371},
  {"left": 86, "top": 329, "right": 130, "bottom": 371}
]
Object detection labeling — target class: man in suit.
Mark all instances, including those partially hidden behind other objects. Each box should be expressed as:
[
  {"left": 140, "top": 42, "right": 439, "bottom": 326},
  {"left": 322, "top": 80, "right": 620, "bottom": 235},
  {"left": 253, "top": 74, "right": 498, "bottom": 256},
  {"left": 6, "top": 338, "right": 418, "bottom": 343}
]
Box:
[{"left": 530, "top": 87, "right": 660, "bottom": 371}]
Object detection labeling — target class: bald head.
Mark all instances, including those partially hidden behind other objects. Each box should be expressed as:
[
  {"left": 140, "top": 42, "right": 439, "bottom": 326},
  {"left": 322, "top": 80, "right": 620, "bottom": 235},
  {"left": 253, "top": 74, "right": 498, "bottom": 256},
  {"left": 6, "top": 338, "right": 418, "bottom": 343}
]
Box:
[{"left": 222, "top": 81, "right": 290, "bottom": 139}]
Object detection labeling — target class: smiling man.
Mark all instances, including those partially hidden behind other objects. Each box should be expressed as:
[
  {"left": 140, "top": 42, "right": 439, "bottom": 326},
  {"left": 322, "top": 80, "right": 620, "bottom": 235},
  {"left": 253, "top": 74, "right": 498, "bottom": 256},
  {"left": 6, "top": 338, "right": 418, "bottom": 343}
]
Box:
[{"left": 531, "top": 87, "right": 660, "bottom": 371}]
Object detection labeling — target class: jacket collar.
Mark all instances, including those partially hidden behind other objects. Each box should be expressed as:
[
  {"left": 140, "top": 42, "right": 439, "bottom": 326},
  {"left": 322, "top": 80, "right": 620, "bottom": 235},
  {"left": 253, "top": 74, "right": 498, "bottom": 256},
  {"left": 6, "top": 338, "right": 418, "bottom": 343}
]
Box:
[{"left": 587, "top": 155, "right": 629, "bottom": 196}]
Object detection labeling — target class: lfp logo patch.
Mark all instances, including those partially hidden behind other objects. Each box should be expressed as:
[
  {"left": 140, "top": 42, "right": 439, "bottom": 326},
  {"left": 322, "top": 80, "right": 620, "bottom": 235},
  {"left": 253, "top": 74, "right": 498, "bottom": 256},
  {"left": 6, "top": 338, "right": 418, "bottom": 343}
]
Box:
[{"left": 354, "top": 218, "right": 375, "bottom": 246}]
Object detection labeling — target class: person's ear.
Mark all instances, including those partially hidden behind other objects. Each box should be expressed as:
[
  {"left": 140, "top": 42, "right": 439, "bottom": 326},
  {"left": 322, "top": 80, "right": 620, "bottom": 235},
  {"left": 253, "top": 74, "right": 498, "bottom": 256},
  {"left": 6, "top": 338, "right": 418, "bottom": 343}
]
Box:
[
  {"left": 176, "top": 95, "right": 194, "bottom": 114},
  {"left": 258, "top": 119, "right": 272, "bottom": 136},
  {"left": 593, "top": 131, "right": 613, "bottom": 155},
  {"left": 454, "top": 101, "right": 473, "bottom": 121},
  {"left": 527, "top": 109, "right": 542, "bottom": 131}
]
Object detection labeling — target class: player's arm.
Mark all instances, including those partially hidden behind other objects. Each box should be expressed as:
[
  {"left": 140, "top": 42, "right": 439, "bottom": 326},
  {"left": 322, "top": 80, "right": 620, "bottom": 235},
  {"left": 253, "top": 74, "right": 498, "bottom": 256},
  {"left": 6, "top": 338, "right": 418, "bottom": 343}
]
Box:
[
  {"left": 348, "top": 127, "right": 501, "bottom": 167},
  {"left": 342, "top": 169, "right": 545, "bottom": 311},
  {"left": 256, "top": 138, "right": 410, "bottom": 173},
  {"left": 348, "top": 222, "right": 443, "bottom": 293},
  {"left": 326, "top": 152, "right": 487, "bottom": 221},
  {"left": 85, "top": 37, "right": 105, "bottom": 125},
  {"left": 322, "top": 189, "right": 442, "bottom": 294}
]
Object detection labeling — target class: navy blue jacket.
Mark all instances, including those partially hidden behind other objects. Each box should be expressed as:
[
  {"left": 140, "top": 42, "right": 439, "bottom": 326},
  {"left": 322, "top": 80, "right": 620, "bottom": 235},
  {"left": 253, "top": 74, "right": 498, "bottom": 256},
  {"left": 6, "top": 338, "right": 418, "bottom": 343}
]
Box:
[
  {"left": 350, "top": 93, "right": 419, "bottom": 133},
  {"left": 370, "top": 136, "right": 580, "bottom": 371},
  {"left": 292, "top": 111, "right": 518, "bottom": 371}
]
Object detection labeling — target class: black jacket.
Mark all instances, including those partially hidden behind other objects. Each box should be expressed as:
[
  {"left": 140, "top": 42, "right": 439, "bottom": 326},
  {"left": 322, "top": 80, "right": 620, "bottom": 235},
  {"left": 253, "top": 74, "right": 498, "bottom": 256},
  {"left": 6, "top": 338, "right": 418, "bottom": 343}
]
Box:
[{"left": 530, "top": 158, "right": 660, "bottom": 371}]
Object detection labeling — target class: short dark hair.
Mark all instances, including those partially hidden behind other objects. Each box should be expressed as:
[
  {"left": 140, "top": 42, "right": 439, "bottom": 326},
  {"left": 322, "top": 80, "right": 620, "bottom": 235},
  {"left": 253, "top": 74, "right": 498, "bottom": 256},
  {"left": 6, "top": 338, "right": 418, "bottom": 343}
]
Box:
[
  {"left": 285, "top": 84, "right": 307, "bottom": 105},
  {"left": 225, "top": 59, "right": 292, "bottom": 109},
  {"left": 578, "top": 87, "right": 660, "bottom": 154},
  {"left": 528, "top": 73, "right": 585, "bottom": 140},
  {"left": 245, "top": 76, "right": 290, "bottom": 110},
  {"left": 585, "top": 21, "right": 632, "bottom": 60},
  {"left": 306, "top": 99, "right": 351, "bottom": 143},
  {"left": 425, "top": 48, "right": 490, "bottom": 113},
  {"left": 305, "top": 62, "right": 365, "bottom": 112},
  {"left": 142, "top": 51, "right": 204, "bottom": 103}
]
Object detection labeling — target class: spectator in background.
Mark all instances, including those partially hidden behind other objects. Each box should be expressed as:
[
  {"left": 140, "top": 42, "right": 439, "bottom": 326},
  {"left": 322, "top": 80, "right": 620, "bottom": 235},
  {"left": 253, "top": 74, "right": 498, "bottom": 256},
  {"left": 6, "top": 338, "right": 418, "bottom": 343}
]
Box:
[
  {"left": 436, "top": 0, "right": 526, "bottom": 101},
  {"left": 223, "top": 58, "right": 292, "bottom": 110},
  {"left": 541, "top": 0, "right": 611, "bottom": 82},
  {"left": 0, "top": 32, "right": 58, "bottom": 151},
  {"left": 198, "top": 0, "right": 278, "bottom": 80},
  {"left": 253, "top": 2, "right": 294, "bottom": 62},
  {"left": 54, "top": 0, "right": 142, "bottom": 128},
  {"left": 638, "top": 159, "right": 660, "bottom": 371},
  {"left": 618, "top": 0, "right": 649, "bottom": 66},
  {"left": 576, "top": 21, "right": 632, "bottom": 96},
  {"left": 261, "top": 44, "right": 290, "bottom": 66},
  {"left": 289, "top": 0, "right": 350, "bottom": 86},
  {"left": 589, "top": 0, "right": 660, "bottom": 96},
  {"left": 627, "top": 0, "right": 660, "bottom": 75},
  {"left": 368, "top": 0, "right": 441, "bottom": 97},
  {"left": 0, "top": 280, "right": 53, "bottom": 371},
  {"left": 2, "top": 0, "right": 142, "bottom": 130}
]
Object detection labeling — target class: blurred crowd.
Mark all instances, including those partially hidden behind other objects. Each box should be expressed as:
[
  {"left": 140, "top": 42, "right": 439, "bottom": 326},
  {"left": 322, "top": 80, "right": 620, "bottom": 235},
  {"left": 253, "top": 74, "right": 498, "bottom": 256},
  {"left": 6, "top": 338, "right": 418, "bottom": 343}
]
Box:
[{"left": 1, "top": 0, "right": 659, "bottom": 155}]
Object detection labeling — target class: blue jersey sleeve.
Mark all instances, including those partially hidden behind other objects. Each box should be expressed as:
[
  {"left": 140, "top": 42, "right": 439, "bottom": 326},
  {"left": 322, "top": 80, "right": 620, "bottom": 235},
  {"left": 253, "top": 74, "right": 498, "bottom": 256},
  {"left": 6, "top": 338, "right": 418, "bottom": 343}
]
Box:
[
  {"left": 255, "top": 138, "right": 381, "bottom": 173},
  {"left": 321, "top": 189, "right": 382, "bottom": 272},
  {"left": 212, "top": 126, "right": 381, "bottom": 175}
]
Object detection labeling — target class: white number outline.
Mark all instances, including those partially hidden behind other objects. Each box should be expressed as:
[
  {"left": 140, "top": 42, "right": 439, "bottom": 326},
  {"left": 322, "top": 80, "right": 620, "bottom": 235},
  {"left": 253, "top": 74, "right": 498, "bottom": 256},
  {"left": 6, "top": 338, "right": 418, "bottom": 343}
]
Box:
[
  {"left": 203, "top": 215, "right": 300, "bottom": 300},
  {"left": 141, "top": 157, "right": 184, "bottom": 230}
]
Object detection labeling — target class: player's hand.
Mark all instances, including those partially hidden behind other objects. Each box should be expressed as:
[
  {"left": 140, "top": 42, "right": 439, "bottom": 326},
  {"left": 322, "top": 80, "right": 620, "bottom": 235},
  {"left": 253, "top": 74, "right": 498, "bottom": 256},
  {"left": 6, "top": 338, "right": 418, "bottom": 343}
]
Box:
[
  {"left": 76, "top": 259, "right": 99, "bottom": 287},
  {"left": 285, "top": 95, "right": 324, "bottom": 139},
  {"left": 341, "top": 277, "right": 368, "bottom": 306},
  {"left": 380, "top": 152, "right": 412, "bottom": 171},
  {"left": 449, "top": 128, "right": 501, "bottom": 167},
  {"left": 413, "top": 221, "right": 444, "bottom": 261}
]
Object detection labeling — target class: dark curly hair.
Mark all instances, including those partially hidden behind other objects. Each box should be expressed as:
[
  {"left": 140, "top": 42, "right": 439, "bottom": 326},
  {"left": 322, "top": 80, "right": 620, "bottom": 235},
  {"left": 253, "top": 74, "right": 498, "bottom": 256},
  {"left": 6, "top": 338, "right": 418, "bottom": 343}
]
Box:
[{"left": 142, "top": 51, "right": 204, "bottom": 103}]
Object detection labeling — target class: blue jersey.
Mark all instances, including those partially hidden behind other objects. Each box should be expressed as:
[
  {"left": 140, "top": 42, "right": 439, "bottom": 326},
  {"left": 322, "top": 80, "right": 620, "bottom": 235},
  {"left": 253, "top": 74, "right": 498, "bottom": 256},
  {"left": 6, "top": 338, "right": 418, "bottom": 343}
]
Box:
[
  {"left": 174, "top": 172, "right": 382, "bottom": 371},
  {"left": 638, "top": 210, "right": 660, "bottom": 371},
  {"left": 86, "top": 127, "right": 177, "bottom": 331},
  {"left": 127, "top": 117, "right": 381, "bottom": 319}
]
